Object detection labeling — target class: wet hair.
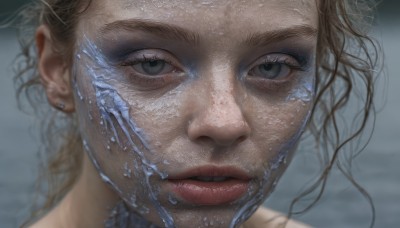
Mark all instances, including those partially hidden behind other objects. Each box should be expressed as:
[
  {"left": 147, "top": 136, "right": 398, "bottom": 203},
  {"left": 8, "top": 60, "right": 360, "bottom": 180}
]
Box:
[{"left": 7, "top": 0, "right": 381, "bottom": 226}]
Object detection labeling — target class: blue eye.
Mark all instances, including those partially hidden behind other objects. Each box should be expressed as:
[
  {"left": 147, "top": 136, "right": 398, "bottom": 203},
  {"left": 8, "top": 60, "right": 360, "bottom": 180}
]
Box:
[
  {"left": 117, "top": 49, "right": 186, "bottom": 90},
  {"left": 141, "top": 60, "right": 166, "bottom": 75},
  {"left": 132, "top": 59, "right": 175, "bottom": 76},
  {"left": 251, "top": 62, "right": 291, "bottom": 80},
  {"left": 248, "top": 53, "right": 303, "bottom": 80}
]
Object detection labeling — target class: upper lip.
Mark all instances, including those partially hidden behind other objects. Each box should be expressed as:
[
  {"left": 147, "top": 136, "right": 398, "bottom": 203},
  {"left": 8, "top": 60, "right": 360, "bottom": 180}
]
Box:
[{"left": 167, "top": 165, "right": 251, "bottom": 180}]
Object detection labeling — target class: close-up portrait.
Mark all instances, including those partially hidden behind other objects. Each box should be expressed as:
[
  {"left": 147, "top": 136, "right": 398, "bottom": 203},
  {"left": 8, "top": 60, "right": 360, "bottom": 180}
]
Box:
[{"left": 0, "top": 0, "right": 398, "bottom": 227}]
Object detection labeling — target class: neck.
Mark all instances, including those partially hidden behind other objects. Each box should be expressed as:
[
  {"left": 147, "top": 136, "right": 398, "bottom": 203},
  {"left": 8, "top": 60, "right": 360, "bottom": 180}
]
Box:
[{"left": 53, "top": 154, "right": 120, "bottom": 228}]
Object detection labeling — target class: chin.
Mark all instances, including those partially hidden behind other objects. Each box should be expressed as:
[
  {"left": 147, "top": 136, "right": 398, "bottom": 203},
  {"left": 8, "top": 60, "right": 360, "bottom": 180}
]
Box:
[
  {"left": 119, "top": 176, "right": 278, "bottom": 228},
  {"left": 125, "top": 203, "right": 254, "bottom": 228}
]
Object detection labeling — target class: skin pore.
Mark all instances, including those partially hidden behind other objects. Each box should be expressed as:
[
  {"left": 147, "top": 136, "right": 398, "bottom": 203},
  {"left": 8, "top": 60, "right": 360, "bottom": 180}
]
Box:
[{"left": 34, "top": 0, "right": 318, "bottom": 227}]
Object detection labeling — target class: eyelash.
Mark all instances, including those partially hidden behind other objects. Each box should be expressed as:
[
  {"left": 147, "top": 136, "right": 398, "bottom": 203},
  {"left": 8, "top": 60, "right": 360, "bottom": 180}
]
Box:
[
  {"left": 117, "top": 51, "right": 307, "bottom": 92},
  {"left": 245, "top": 54, "right": 307, "bottom": 91},
  {"left": 260, "top": 55, "right": 304, "bottom": 70},
  {"left": 118, "top": 53, "right": 183, "bottom": 90},
  {"left": 120, "top": 55, "right": 304, "bottom": 73},
  {"left": 120, "top": 55, "right": 175, "bottom": 69}
]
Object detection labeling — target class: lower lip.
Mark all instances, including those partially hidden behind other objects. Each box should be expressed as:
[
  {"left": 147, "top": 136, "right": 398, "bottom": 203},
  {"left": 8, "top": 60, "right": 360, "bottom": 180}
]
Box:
[{"left": 169, "top": 179, "right": 249, "bottom": 205}]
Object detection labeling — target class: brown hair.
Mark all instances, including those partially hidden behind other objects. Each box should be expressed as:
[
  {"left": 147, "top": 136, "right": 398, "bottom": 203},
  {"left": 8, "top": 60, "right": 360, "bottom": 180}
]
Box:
[
  {"left": 288, "top": 1, "right": 381, "bottom": 227},
  {"left": 9, "top": 0, "right": 91, "bottom": 225},
  {"left": 9, "top": 0, "right": 382, "bottom": 226}
]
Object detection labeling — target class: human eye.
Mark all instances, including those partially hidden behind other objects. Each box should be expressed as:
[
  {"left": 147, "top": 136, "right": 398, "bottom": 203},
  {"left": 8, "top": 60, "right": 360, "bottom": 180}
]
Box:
[
  {"left": 119, "top": 49, "right": 184, "bottom": 90},
  {"left": 248, "top": 54, "right": 303, "bottom": 81},
  {"left": 245, "top": 53, "right": 309, "bottom": 92},
  {"left": 122, "top": 55, "right": 176, "bottom": 76}
]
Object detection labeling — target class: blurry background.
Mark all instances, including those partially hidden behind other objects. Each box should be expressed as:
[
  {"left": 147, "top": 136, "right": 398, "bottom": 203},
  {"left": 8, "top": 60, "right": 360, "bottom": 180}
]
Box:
[{"left": 1, "top": 0, "right": 399, "bottom": 227}]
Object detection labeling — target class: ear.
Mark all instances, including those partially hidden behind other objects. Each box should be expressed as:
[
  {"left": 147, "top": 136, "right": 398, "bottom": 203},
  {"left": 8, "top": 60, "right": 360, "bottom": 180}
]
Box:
[{"left": 36, "top": 25, "right": 75, "bottom": 113}]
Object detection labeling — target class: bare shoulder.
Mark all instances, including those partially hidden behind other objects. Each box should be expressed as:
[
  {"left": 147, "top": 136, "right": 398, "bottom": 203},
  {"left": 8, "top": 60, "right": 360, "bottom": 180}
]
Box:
[
  {"left": 243, "top": 206, "right": 311, "bottom": 228},
  {"left": 28, "top": 212, "right": 58, "bottom": 228},
  {"left": 28, "top": 203, "right": 65, "bottom": 228}
]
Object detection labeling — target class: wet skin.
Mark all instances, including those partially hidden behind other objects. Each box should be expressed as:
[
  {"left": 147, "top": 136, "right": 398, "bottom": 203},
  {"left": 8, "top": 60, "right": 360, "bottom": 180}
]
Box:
[{"left": 69, "top": 0, "right": 319, "bottom": 227}]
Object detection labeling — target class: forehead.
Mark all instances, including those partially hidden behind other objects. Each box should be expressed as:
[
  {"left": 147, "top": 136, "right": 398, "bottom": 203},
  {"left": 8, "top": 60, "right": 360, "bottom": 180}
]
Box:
[{"left": 81, "top": 0, "right": 318, "bottom": 37}]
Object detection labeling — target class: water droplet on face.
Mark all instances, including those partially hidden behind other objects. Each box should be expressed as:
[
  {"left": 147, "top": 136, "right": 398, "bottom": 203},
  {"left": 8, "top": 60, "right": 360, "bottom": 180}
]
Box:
[
  {"left": 143, "top": 165, "right": 154, "bottom": 177},
  {"left": 163, "top": 160, "right": 170, "bottom": 165},
  {"left": 123, "top": 162, "right": 132, "bottom": 178},
  {"left": 130, "top": 195, "right": 138, "bottom": 208},
  {"left": 100, "top": 120, "right": 104, "bottom": 125},
  {"left": 110, "top": 136, "right": 116, "bottom": 143},
  {"left": 106, "top": 145, "right": 111, "bottom": 151},
  {"left": 160, "top": 172, "right": 168, "bottom": 180},
  {"left": 83, "top": 140, "right": 90, "bottom": 152},
  {"left": 133, "top": 160, "right": 139, "bottom": 170},
  {"left": 154, "top": 141, "right": 162, "bottom": 148},
  {"left": 272, "top": 180, "right": 278, "bottom": 188},
  {"left": 168, "top": 194, "right": 178, "bottom": 205},
  {"left": 138, "top": 206, "right": 150, "bottom": 215},
  {"left": 75, "top": 86, "right": 84, "bottom": 101}
]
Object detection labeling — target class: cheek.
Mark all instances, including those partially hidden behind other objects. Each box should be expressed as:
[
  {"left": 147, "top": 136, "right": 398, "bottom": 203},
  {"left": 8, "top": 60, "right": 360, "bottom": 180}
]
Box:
[
  {"left": 248, "top": 94, "right": 313, "bottom": 169},
  {"left": 247, "top": 70, "right": 315, "bottom": 148},
  {"left": 258, "top": 102, "right": 310, "bottom": 138},
  {"left": 73, "top": 65, "right": 171, "bottom": 224},
  {"left": 73, "top": 68, "right": 134, "bottom": 179},
  {"left": 121, "top": 90, "right": 189, "bottom": 153}
]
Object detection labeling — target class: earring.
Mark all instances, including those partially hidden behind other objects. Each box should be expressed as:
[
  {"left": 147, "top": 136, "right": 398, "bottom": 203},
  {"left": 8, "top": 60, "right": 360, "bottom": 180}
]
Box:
[{"left": 56, "top": 102, "right": 65, "bottom": 110}]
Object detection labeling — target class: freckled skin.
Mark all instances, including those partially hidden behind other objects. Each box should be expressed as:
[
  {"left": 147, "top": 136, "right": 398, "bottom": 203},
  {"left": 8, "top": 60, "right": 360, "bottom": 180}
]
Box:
[{"left": 65, "top": 0, "right": 319, "bottom": 227}]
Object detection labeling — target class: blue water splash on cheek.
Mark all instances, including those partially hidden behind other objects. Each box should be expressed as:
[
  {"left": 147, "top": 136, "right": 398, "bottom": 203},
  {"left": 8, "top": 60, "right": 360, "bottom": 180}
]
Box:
[
  {"left": 74, "top": 36, "right": 175, "bottom": 227},
  {"left": 286, "top": 74, "right": 315, "bottom": 103},
  {"left": 229, "top": 104, "right": 313, "bottom": 228}
]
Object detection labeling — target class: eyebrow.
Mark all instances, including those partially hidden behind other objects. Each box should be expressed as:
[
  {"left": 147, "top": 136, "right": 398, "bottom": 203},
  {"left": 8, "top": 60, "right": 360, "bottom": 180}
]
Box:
[
  {"left": 244, "top": 25, "right": 318, "bottom": 46},
  {"left": 100, "top": 19, "right": 200, "bottom": 45},
  {"left": 100, "top": 19, "right": 317, "bottom": 46}
]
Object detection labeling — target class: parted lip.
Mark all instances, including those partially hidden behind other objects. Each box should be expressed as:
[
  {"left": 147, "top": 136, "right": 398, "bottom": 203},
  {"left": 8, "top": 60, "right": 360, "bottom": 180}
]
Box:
[{"left": 167, "top": 165, "right": 251, "bottom": 180}]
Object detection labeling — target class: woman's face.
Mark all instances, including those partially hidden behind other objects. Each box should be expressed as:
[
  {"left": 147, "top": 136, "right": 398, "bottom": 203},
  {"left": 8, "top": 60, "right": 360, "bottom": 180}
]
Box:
[{"left": 72, "top": 0, "right": 318, "bottom": 227}]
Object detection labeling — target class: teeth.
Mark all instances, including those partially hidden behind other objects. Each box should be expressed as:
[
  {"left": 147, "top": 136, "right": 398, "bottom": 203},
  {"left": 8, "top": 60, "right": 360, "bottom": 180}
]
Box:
[{"left": 194, "top": 176, "right": 228, "bottom": 182}]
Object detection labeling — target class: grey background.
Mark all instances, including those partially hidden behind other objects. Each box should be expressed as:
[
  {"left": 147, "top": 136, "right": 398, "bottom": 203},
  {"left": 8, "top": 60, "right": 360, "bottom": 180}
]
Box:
[{"left": 1, "top": 1, "right": 399, "bottom": 227}]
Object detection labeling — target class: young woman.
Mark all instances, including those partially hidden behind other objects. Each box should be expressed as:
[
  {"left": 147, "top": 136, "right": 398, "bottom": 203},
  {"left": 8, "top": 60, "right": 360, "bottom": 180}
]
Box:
[{"left": 12, "top": 0, "right": 380, "bottom": 227}]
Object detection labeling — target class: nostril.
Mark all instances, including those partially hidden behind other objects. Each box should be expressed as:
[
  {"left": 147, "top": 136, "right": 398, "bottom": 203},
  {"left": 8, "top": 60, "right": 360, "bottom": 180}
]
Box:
[
  {"left": 237, "top": 135, "right": 247, "bottom": 144},
  {"left": 188, "top": 117, "right": 251, "bottom": 146},
  {"left": 193, "top": 133, "right": 248, "bottom": 146},
  {"left": 197, "top": 136, "right": 213, "bottom": 144}
]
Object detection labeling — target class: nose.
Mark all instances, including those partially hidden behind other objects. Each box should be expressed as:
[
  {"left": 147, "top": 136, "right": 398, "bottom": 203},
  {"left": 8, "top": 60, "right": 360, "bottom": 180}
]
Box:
[{"left": 187, "top": 86, "right": 250, "bottom": 147}]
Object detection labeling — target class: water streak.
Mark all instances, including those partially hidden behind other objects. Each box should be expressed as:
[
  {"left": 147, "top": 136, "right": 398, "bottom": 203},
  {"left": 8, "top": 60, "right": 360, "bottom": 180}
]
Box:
[{"left": 75, "top": 36, "right": 174, "bottom": 227}]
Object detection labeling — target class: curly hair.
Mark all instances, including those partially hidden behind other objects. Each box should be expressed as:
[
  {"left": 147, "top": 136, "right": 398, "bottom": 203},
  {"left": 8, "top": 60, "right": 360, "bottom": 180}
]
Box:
[
  {"left": 7, "top": 0, "right": 382, "bottom": 226},
  {"left": 288, "top": 1, "right": 381, "bottom": 226}
]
